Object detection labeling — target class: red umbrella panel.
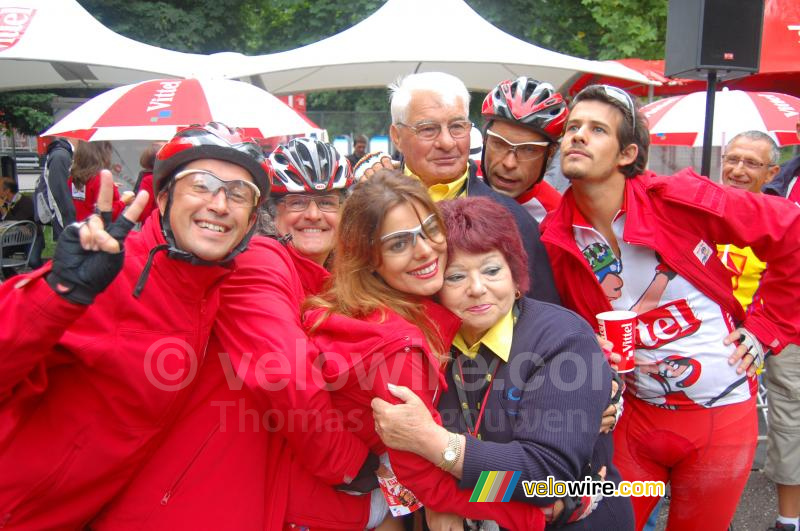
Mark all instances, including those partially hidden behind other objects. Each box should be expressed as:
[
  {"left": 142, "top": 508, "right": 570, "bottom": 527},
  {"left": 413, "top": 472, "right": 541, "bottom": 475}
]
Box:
[
  {"left": 642, "top": 90, "right": 800, "bottom": 147},
  {"left": 43, "top": 78, "right": 317, "bottom": 141}
]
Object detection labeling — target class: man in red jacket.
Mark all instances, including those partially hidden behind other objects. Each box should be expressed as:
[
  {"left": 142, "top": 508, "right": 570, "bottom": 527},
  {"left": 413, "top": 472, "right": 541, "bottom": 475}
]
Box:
[
  {"left": 0, "top": 123, "right": 376, "bottom": 530},
  {"left": 540, "top": 85, "right": 800, "bottom": 530},
  {"left": 479, "top": 77, "right": 566, "bottom": 223}
]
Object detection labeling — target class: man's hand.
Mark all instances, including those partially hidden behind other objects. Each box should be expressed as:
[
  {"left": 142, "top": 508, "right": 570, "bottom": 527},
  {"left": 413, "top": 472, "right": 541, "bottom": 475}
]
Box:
[
  {"left": 353, "top": 151, "right": 400, "bottom": 181},
  {"left": 425, "top": 509, "right": 464, "bottom": 531},
  {"left": 47, "top": 170, "right": 149, "bottom": 305},
  {"left": 371, "top": 383, "right": 438, "bottom": 453},
  {"left": 599, "top": 375, "right": 623, "bottom": 434},
  {"left": 724, "top": 328, "right": 767, "bottom": 377}
]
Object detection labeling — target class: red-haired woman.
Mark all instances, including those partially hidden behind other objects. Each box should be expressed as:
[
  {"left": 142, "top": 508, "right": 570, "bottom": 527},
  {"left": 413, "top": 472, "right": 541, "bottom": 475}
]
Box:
[{"left": 371, "top": 196, "right": 634, "bottom": 530}]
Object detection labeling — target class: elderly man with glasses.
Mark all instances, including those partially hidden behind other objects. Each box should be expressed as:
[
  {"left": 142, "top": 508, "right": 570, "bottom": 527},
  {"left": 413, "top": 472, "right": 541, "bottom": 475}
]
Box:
[
  {"left": 539, "top": 85, "right": 800, "bottom": 530},
  {"left": 361, "top": 71, "right": 560, "bottom": 303}
]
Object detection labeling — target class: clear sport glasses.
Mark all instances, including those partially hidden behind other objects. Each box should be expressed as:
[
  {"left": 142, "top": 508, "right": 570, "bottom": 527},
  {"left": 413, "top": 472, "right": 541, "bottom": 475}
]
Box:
[
  {"left": 722, "top": 155, "right": 773, "bottom": 170},
  {"left": 174, "top": 169, "right": 260, "bottom": 207},
  {"left": 380, "top": 214, "right": 444, "bottom": 256},
  {"left": 279, "top": 194, "right": 342, "bottom": 213},
  {"left": 485, "top": 129, "right": 550, "bottom": 161},
  {"left": 397, "top": 120, "right": 472, "bottom": 141}
]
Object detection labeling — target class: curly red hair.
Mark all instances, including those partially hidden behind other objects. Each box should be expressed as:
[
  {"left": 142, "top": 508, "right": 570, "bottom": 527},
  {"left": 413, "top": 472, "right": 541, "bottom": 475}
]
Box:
[{"left": 439, "top": 196, "right": 530, "bottom": 295}]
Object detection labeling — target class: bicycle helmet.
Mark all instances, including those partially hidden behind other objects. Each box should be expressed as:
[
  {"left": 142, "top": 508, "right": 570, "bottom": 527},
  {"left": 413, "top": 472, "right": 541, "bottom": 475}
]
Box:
[
  {"left": 481, "top": 77, "right": 567, "bottom": 142},
  {"left": 154, "top": 121, "right": 270, "bottom": 202},
  {"left": 268, "top": 138, "right": 353, "bottom": 195},
  {"left": 133, "top": 122, "right": 270, "bottom": 297}
]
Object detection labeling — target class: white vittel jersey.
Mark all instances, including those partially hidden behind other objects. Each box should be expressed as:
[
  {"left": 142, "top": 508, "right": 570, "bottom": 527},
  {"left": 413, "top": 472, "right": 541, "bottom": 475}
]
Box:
[{"left": 573, "top": 212, "right": 753, "bottom": 410}]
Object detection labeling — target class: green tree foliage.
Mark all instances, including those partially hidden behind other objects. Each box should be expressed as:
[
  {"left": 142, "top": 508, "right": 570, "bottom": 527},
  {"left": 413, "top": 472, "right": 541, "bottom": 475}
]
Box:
[
  {"left": 468, "top": 0, "right": 665, "bottom": 60},
  {"left": 78, "top": 0, "right": 384, "bottom": 54},
  {"left": 0, "top": 92, "right": 55, "bottom": 137},
  {"left": 582, "top": 0, "right": 667, "bottom": 59},
  {"left": 468, "top": 0, "right": 605, "bottom": 59},
  {"left": 79, "top": 0, "right": 251, "bottom": 53}
]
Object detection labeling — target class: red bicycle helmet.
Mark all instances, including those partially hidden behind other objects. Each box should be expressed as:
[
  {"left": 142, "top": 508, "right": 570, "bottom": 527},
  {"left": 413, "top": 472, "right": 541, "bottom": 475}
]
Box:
[
  {"left": 268, "top": 138, "right": 353, "bottom": 195},
  {"left": 481, "top": 77, "right": 567, "bottom": 141},
  {"left": 154, "top": 122, "right": 270, "bottom": 203}
]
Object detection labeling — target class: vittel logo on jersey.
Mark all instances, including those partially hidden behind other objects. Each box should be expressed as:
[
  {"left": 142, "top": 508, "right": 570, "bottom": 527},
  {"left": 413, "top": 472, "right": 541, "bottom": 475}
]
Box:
[
  {"left": 147, "top": 81, "right": 181, "bottom": 121},
  {"left": 636, "top": 300, "right": 701, "bottom": 349},
  {"left": 0, "top": 7, "right": 35, "bottom": 52}
]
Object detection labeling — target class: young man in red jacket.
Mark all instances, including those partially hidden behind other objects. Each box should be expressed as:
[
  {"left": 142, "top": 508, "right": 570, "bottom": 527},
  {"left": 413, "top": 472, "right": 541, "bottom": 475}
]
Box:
[{"left": 539, "top": 85, "right": 800, "bottom": 530}]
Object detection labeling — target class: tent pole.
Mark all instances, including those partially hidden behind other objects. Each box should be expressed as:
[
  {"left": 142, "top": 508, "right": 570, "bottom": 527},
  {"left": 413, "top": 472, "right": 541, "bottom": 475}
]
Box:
[{"left": 700, "top": 70, "right": 717, "bottom": 177}]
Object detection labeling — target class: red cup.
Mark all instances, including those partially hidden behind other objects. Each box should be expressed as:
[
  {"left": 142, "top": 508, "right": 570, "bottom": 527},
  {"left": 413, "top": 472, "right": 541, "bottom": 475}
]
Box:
[{"left": 596, "top": 310, "right": 637, "bottom": 373}]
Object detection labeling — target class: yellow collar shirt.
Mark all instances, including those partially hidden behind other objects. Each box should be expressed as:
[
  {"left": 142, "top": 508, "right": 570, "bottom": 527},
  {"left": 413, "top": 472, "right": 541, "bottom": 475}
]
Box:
[
  {"left": 404, "top": 165, "right": 469, "bottom": 202},
  {"left": 451, "top": 308, "right": 515, "bottom": 362}
]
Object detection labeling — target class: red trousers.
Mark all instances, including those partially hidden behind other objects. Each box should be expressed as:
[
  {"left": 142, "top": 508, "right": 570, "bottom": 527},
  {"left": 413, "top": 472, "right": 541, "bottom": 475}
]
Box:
[{"left": 613, "top": 394, "right": 757, "bottom": 531}]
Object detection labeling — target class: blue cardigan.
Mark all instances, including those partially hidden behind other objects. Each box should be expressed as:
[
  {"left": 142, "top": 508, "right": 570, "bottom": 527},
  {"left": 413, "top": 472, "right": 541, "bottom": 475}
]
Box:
[{"left": 436, "top": 297, "right": 633, "bottom": 530}]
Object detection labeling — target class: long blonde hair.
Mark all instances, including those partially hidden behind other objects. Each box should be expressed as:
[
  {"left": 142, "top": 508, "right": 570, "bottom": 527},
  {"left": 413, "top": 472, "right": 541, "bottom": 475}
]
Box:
[{"left": 306, "top": 169, "right": 447, "bottom": 357}]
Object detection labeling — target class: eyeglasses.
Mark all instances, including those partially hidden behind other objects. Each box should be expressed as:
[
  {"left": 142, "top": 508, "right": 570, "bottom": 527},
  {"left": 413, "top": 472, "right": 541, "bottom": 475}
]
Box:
[
  {"left": 380, "top": 214, "right": 444, "bottom": 256},
  {"left": 174, "top": 169, "right": 260, "bottom": 207},
  {"left": 278, "top": 194, "right": 342, "bottom": 213},
  {"left": 485, "top": 129, "right": 550, "bottom": 161},
  {"left": 599, "top": 85, "right": 636, "bottom": 133},
  {"left": 722, "top": 155, "right": 773, "bottom": 170},
  {"left": 396, "top": 120, "right": 472, "bottom": 141}
]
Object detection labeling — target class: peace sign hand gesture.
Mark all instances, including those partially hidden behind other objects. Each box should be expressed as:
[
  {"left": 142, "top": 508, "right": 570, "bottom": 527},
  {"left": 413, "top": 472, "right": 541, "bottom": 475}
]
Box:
[{"left": 47, "top": 170, "right": 149, "bottom": 305}]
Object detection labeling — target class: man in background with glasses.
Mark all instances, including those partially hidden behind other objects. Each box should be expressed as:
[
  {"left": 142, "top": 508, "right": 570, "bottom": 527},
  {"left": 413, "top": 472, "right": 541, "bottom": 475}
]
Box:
[
  {"left": 721, "top": 130, "right": 780, "bottom": 193},
  {"left": 380, "top": 71, "right": 560, "bottom": 304},
  {"left": 540, "top": 84, "right": 800, "bottom": 530},
  {"left": 479, "top": 77, "right": 567, "bottom": 224}
]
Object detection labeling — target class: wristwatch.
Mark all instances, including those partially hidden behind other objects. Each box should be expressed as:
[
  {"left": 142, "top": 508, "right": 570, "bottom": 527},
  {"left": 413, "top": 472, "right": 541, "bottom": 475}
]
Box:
[{"left": 438, "top": 432, "right": 461, "bottom": 472}]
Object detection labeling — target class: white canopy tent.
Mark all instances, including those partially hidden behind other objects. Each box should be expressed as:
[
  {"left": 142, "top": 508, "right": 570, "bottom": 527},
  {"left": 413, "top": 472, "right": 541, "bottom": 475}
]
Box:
[
  {"left": 0, "top": 0, "right": 207, "bottom": 91},
  {"left": 212, "top": 0, "right": 652, "bottom": 94}
]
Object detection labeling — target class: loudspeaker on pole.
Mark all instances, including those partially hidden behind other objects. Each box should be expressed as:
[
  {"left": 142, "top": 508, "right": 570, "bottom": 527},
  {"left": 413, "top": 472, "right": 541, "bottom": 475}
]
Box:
[{"left": 665, "top": 0, "right": 765, "bottom": 81}]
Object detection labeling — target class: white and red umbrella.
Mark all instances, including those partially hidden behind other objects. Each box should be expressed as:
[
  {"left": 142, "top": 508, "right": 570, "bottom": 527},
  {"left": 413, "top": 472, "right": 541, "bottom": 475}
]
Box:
[
  {"left": 642, "top": 89, "right": 800, "bottom": 147},
  {"left": 43, "top": 78, "right": 318, "bottom": 141}
]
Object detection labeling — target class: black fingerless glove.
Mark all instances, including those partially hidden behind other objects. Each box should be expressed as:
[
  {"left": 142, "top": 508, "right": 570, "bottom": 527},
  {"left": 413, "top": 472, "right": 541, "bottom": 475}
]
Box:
[
  {"left": 335, "top": 452, "right": 380, "bottom": 493},
  {"left": 46, "top": 216, "right": 135, "bottom": 305}
]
